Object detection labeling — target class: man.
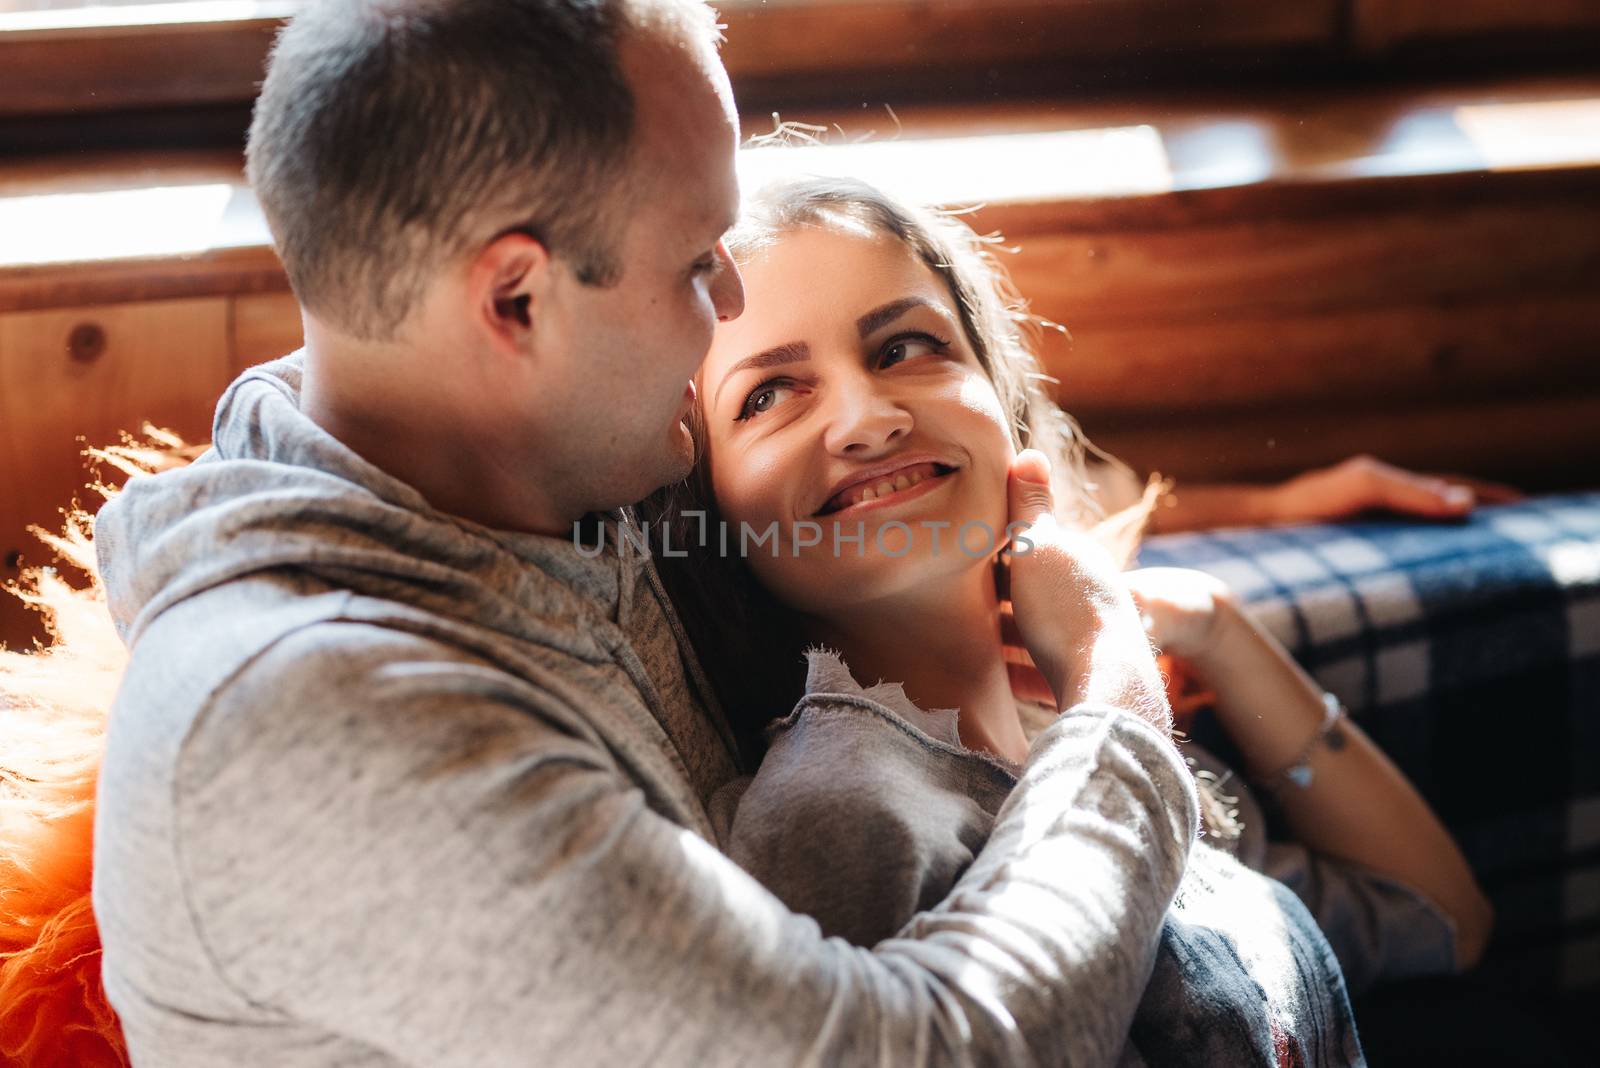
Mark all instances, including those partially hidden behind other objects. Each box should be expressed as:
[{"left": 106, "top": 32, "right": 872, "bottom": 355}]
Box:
[{"left": 91, "top": 1, "right": 1195, "bottom": 1063}]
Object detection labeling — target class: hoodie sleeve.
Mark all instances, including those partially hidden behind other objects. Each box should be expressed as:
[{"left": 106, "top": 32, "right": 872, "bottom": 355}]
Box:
[{"left": 175, "top": 622, "right": 1197, "bottom": 1068}]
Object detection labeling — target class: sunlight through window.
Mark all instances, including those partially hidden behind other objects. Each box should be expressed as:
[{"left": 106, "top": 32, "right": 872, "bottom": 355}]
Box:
[
  {"left": 1453, "top": 98, "right": 1600, "bottom": 171},
  {"left": 0, "top": 183, "right": 257, "bottom": 265},
  {"left": 738, "top": 126, "right": 1174, "bottom": 208}
]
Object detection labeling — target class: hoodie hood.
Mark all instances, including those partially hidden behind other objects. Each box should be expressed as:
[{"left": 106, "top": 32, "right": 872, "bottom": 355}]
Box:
[{"left": 94, "top": 352, "right": 647, "bottom": 661}]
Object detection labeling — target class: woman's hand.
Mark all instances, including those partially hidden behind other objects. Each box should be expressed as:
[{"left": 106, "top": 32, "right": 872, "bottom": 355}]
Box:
[
  {"left": 1264, "top": 455, "right": 1522, "bottom": 525},
  {"left": 1122, "top": 567, "right": 1236, "bottom": 663},
  {"left": 1002, "top": 450, "right": 1169, "bottom": 730},
  {"left": 1148, "top": 454, "right": 1524, "bottom": 533}
]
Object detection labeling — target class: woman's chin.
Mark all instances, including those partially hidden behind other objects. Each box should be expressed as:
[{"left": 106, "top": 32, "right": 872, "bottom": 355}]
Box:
[{"left": 764, "top": 540, "right": 993, "bottom": 619}]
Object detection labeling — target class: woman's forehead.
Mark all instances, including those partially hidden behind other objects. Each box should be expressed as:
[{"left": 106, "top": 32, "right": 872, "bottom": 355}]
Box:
[
  {"left": 725, "top": 227, "right": 954, "bottom": 338},
  {"left": 739, "top": 220, "right": 918, "bottom": 276}
]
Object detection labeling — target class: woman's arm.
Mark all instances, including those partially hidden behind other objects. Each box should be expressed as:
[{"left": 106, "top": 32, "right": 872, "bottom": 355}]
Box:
[
  {"left": 1127, "top": 568, "right": 1495, "bottom": 971},
  {"left": 1145, "top": 455, "right": 1523, "bottom": 534},
  {"left": 1083, "top": 454, "right": 1521, "bottom": 534}
]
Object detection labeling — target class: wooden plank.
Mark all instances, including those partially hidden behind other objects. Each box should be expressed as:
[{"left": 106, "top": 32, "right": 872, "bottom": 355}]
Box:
[
  {"left": 1351, "top": 0, "right": 1600, "bottom": 54},
  {"left": 0, "top": 319, "right": 36, "bottom": 653},
  {"left": 782, "top": 73, "right": 1600, "bottom": 144},
  {"left": 0, "top": 245, "right": 290, "bottom": 315},
  {"left": 1037, "top": 289, "right": 1600, "bottom": 417},
  {"left": 0, "top": 298, "right": 232, "bottom": 650},
  {"left": 0, "top": 0, "right": 1335, "bottom": 119},
  {"left": 1002, "top": 195, "right": 1600, "bottom": 322},
  {"left": 722, "top": 0, "right": 1336, "bottom": 79},
  {"left": 1080, "top": 392, "right": 1600, "bottom": 491},
  {"left": 231, "top": 291, "right": 303, "bottom": 374},
  {"left": 0, "top": 17, "right": 283, "bottom": 116}
]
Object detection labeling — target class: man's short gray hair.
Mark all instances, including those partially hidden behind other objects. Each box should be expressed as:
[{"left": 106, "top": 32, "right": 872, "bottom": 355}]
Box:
[{"left": 246, "top": 0, "right": 718, "bottom": 340}]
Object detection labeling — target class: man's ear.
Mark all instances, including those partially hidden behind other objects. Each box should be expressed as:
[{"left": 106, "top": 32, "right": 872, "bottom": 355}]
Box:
[{"left": 469, "top": 230, "right": 553, "bottom": 354}]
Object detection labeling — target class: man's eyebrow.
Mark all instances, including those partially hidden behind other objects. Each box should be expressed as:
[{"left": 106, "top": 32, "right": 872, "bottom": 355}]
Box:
[
  {"left": 856, "top": 297, "right": 942, "bottom": 338},
  {"left": 712, "top": 341, "right": 811, "bottom": 409}
]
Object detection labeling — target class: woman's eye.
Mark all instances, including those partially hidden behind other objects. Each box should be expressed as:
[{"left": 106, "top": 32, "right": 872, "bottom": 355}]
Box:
[
  {"left": 737, "top": 379, "right": 795, "bottom": 421},
  {"left": 880, "top": 333, "right": 948, "bottom": 368},
  {"left": 690, "top": 254, "right": 718, "bottom": 277}
]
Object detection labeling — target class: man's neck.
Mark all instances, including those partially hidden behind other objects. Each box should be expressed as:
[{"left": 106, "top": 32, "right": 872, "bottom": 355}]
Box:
[
  {"left": 299, "top": 335, "right": 577, "bottom": 537},
  {"left": 806, "top": 562, "right": 1028, "bottom": 764}
]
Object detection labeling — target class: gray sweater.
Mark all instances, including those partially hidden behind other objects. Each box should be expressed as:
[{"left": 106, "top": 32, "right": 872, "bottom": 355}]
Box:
[
  {"left": 92, "top": 353, "right": 1200, "bottom": 1066},
  {"left": 714, "top": 657, "right": 1374, "bottom": 1067}
]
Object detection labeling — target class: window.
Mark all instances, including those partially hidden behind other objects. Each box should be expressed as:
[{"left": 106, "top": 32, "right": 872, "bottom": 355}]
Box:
[{"left": 2, "top": 2, "right": 1597, "bottom": 131}]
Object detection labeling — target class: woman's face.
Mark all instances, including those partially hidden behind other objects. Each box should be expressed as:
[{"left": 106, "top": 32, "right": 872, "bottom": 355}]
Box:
[{"left": 698, "top": 222, "right": 1016, "bottom": 618}]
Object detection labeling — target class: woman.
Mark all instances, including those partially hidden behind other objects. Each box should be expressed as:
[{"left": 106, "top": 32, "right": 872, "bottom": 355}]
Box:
[{"left": 644, "top": 176, "right": 1493, "bottom": 1064}]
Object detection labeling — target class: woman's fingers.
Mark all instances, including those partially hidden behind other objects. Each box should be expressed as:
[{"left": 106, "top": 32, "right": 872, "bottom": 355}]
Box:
[
  {"left": 1366, "top": 461, "right": 1479, "bottom": 517},
  {"left": 1272, "top": 454, "right": 1526, "bottom": 524},
  {"left": 1363, "top": 461, "right": 1527, "bottom": 517},
  {"left": 1426, "top": 472, "right": 1525, "bottom": 505},
  {"left": 1004, "top": 448, "right": 1168, "bottom": 722}
]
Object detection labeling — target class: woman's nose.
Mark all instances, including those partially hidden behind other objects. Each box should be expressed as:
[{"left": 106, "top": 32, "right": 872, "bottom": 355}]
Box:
[{"left": 821, "top": 372, "right": 913, "bottom": 456}]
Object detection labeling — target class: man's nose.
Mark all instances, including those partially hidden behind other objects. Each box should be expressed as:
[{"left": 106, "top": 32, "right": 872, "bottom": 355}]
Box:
[
  {"left": 712, "top": 241, "right": 744, "bottom": 322},
  {"left": 821, "top": 372, "right": 913, "bottom": 456}
]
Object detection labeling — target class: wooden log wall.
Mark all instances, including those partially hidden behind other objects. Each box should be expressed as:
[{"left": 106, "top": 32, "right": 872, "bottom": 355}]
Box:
[
  {"left": 986, "top": 173, "right": 1600, "bottom": 489},
  {"left": 3, "top": 81, "right": 1599, "bottom": 650}
]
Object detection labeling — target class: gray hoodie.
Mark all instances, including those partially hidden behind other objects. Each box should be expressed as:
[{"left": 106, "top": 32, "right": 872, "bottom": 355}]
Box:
[{"left": 92, "top": 352, "right": 1199, "bottom": 1066}]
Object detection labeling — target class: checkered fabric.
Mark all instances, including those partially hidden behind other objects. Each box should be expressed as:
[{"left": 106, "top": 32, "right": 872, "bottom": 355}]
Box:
[{"left": 1137, "top": 492, "right": 1600, "bottom": 1000}]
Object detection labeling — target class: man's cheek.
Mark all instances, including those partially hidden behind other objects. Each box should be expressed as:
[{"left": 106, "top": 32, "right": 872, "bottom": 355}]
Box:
[{"left": 693, "top": 317, "right": 718, "bottom": 367}]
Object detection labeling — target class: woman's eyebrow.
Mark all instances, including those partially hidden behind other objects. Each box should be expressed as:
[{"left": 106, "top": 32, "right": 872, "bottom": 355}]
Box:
[
  {"left": 712, "top": 341, "right": 811, "bottom": 408},
  {"left": 855, "top": 296, "right": 942, "bottom": 338}
]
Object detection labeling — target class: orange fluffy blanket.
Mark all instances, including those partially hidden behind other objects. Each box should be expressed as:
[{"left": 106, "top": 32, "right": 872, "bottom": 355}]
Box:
[{"left": 0, "top": 432, "right": 198, "bottom": 1067}]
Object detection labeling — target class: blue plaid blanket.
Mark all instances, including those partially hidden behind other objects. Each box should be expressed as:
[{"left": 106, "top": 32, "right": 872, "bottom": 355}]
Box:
[{"left": 1137, "top": 492, "right": 1600, "bottom": 1001}]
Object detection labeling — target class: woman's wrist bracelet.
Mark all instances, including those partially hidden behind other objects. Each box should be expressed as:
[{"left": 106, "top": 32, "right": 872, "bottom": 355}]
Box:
[{"left": 1257, "top": 691, "right": 1347, "bottom": 791}]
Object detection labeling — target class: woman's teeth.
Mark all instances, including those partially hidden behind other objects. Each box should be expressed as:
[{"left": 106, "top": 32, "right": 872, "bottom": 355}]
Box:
[{"left": 839, "top": 464, "right": 940, "bottom": 509}]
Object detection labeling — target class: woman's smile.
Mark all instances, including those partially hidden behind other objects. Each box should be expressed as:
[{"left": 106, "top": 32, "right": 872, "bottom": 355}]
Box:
[{"left": 817, "top": 460, "right": 958, "bottom": 516}]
